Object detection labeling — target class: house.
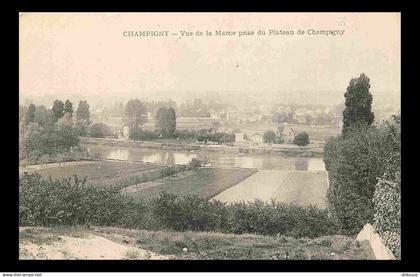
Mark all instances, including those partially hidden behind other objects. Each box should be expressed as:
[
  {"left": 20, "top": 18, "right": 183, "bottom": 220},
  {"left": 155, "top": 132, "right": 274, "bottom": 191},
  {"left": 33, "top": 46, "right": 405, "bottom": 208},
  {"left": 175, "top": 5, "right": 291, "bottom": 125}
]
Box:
[
  {"left": 250, "top": 133, "right": 264, "bottom": 144},
  {"left": 234, "top": 132, "right": 246, "bottom": 143},
  {"left": 293, "top": 112, "right": 306, "bottom": 124},
  {"left": 122, "top": 125, "right": 130, "bottom": 139},
  {"left": 278, "top": 123, "right": 295, "bottom": 143}
]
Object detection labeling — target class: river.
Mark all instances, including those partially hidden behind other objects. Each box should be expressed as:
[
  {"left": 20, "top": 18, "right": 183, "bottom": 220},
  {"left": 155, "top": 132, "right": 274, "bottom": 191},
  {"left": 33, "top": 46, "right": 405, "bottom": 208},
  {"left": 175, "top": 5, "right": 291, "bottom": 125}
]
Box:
[{"left": 86, "top": 145, "right": 325, "bottom": 172}]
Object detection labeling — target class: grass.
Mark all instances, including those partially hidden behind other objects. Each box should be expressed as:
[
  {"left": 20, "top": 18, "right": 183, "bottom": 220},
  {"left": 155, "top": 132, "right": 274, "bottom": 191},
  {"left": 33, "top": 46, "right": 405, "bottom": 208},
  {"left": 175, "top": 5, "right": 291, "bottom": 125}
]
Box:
[
  {"left": 19, "top": 226, "right": 374, "bottom": 260},
  {"left": 105, "top": 227, "right": 374, "bottom": 260},
  {"left": 28, "top": 161, "right": 257, "bottom": 200},
  {"left": 212, "top": 170, "right": 328, "bottom": 208},
  {"left": 31, "top": 160, "right": 164, "bottom": 189},
  {"left": 127, "top": 168, "right": 257, "bottom": 200}
]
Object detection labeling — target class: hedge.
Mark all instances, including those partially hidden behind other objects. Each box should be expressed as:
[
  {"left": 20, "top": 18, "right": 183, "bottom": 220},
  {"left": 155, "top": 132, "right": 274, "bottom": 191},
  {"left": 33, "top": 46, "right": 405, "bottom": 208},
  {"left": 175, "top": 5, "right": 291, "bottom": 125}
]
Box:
[
  {"left": 19, "top": 173, "right": 341, "bottom": 238},
  {"left": 373, "top": 173, "right": 401, "bottom": 258},
  {"left": 323, "top": 116, "right": 400, "bottom": 234}
]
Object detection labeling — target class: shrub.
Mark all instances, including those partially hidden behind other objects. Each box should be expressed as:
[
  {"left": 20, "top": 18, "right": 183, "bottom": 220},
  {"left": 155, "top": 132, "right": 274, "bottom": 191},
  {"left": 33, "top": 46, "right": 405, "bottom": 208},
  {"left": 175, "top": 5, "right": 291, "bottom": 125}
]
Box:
[
  {"left": 293, "top": 132, "right": 310, "bottom": 146},
  {"left": 131, "top": 129, "right": 160, "bottom": 141},
  {"left": 323, "top": 116, "right": 400, "bottom": 234},
  {"left": 188, "top": 158, "right": 206, "bottom": 170},
  {"left": 263, "top": 131, "right": 277, "bottom": 144},
  {"left": 19, "top": 173, "right": 126, "bottom": 226},
  {"left": 373, "top": 173, "right": 400, "bottom": 258},
  {"left": 19, "top": 173, "right": 341, "bottom": 238},
  {"left": 90, "top": 123, "right": 112, "bottom": 138}
]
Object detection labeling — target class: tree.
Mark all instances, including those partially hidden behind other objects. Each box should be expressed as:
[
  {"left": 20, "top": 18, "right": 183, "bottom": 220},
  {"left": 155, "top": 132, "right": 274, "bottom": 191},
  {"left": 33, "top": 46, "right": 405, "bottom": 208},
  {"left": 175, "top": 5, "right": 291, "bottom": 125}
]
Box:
[
  {"left": 74, "top": 119, "right": 90, "bottom": 137},
  {"left": 124, "top": 99, "right": 146, "bottom": 137},
  {"left": 76, "top": 100, "right": 90, "bottom": 122},
  {"left": 21, "top": 123, "right": 44, "bottom": 160},
  {"left": 52, "top": 100, "right": 65, "bottom": 122},
  {"left": 324, "top": 116, "right": 400, "bottom": 234},
  {"left": 342, "top": 73, "right": 375, "bottom": 135},
  {"left": 57, "top": 112, "right": 79, "bottom": 151},
  {"left": 34, "top": 105, "right": 54, "bottom": 131},
  {"left": 156, "top": 107, "right": 177, "bottom": 138},
  {"left": 293, "top": 132, "right": 310, "bottom": 146},
  {"left": 263, "top": 130, "right": 276, "bottom": 144},
  {"left": 90, "top": 123, "right": 111, "bottom": 138},
  {"left": 64, "top": 100, "right": 73, "bottom": 117},
  {"left": 25, "top": 104, "right": 36, "bottom": 126}
]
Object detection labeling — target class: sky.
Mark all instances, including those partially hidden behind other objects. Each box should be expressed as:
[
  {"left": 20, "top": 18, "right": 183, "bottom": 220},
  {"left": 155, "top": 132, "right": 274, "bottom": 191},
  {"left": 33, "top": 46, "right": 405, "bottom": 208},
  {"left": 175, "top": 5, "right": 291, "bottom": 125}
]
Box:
[{"left": 19, "top": 13, "right": 400, "bottom": 106}]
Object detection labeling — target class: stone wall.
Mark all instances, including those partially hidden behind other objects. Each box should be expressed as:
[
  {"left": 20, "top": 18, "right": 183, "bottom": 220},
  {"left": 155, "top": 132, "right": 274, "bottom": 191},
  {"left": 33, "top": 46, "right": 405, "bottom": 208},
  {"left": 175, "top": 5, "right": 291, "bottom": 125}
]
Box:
[{"left": 356, "top": 223, "right": 396, "bottom": 260}]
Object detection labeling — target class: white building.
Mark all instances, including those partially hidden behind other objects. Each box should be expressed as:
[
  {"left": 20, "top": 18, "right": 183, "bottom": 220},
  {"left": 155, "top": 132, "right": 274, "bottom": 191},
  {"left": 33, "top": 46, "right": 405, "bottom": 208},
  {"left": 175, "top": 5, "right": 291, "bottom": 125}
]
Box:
[
  {"left": 122, "top": 125, "right": 130, "bottom": 139},
  {"left": 250, "top": 133, "right": 264, "bottom": 144},
  {"left": 278, "top": 123, "right": 295, "bottom": 143},
  {"left": 234, "top": 132, "right": 246, "bottom": 143}
]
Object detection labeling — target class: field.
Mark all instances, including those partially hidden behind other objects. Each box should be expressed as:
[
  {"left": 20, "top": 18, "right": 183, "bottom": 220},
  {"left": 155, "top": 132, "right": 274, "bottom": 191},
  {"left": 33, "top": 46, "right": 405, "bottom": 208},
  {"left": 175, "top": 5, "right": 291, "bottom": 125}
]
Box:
[
  {"left": 30, "top": 160, "right": 164, "bottom": 189},
  {"left": 212, "top": 170, "right": 328, "bottom": 208},
  {"left": 19, "top": 226, "right": 374, "bottom": 260},
  {"left": 27, "top": 160, "right": 257, "bottom": 200},
  {"left": 124, "top": 167, "right": 257, "bottom": 200}
]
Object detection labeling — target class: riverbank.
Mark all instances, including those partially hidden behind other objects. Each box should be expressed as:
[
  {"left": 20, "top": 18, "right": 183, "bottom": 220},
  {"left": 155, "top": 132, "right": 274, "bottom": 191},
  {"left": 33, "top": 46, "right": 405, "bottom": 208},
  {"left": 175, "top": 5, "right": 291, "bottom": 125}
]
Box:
[{"left": 81, "top": 137, "right": 324, "bottom": 157}]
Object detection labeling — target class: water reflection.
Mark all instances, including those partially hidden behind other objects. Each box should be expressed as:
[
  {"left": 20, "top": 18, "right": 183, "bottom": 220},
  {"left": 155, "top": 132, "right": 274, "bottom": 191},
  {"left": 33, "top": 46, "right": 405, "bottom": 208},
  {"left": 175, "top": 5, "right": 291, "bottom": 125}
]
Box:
[
  {"left": 89, "top": 146, "right": 197, "bottom": 165},
  {"left": 87, "top": 145, "right": 326, "bottom": 171}
]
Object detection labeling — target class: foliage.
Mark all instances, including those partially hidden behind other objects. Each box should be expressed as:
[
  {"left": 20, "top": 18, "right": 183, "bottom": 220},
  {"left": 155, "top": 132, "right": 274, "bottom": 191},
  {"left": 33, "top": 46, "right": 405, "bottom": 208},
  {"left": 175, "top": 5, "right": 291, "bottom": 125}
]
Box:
[
  {"left": 323, "top": 116, "right": 400, "bottom": 234},
  {"left": 196, "top": 130, "right": 234, "bottom": 144},
  {"left": 373, "top": 173, "right": 401, "bottom": 258},
  {"left": 19, "top": 173, "right": 131, "bottom": 226},
  {"left": 156, "top": 107, "right": 177, "bottom": 138},
  {"left": 25, "top": 104, "right": 36, "bottom": 126},
  {"left": 33, "top": 105, "right": 54, "bottom": 130},
  {"left": 124, "top": 99, "right": 146, "bottom": 135},
  {"left": 19, "top": 101, "right": 86, "bottom": 165},
  {"left": 342, "top": 73, "right": 374, "bottom": 135},
  {"left": 52, "top": 100, "right": 65, "bottom": 122},
  {"left": 19, "top": 173, "right": 342, "bottom": 238},
  {"left": 74, "top": 119, "right": 90, "bottom": 137},
  {"left": 76, "top": 100, "right": 90, "bottom": 122},
  {"left": 293, "top": 132, "right": 310, "bottom": 146},
  {"left": 272, "top": 111, "right": 291, "bottom": 124},
  {"left": 89, "top": 123, "right": 112, "bottom": 138},
  {"left": 188, "top": 158, "right": 206, "bottom": 170},
  {"left": 64, "top": 100, "right": 73, "bottom": 116},
  {"left": 263, "top": 130, "right": 277, "bottom": 144}
]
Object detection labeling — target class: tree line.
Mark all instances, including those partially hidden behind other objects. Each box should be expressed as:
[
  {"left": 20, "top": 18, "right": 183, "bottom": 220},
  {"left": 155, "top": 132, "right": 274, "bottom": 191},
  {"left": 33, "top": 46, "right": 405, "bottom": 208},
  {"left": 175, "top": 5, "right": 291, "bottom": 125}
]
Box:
[{"left": 19, "top": 99, "right": 91, "bottom": 165}]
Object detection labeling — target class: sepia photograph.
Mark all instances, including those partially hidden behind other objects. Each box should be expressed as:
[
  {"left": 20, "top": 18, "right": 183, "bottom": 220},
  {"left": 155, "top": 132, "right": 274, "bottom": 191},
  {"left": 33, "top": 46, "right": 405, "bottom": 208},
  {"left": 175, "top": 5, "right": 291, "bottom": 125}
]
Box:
[{"left": 18, "top": 12, "right": 401, "bottom": 261}]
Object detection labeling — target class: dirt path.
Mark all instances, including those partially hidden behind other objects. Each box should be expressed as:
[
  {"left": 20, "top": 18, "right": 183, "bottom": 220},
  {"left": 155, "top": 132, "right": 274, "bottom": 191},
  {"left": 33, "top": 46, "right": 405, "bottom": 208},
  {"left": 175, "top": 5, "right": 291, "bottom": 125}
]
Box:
[
  {"left": 19, "top": 231, "right": 171, "bottom": 260},
  {"left": 211, "top": 170, "right": 328, "bottom": 207}
]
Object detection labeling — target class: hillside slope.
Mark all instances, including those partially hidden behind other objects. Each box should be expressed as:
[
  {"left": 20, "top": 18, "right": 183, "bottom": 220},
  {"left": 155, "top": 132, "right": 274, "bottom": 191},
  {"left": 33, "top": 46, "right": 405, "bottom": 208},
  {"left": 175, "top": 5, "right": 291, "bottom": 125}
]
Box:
[{"left": 19, "top": 226, "right": 374, "bottom": 260}]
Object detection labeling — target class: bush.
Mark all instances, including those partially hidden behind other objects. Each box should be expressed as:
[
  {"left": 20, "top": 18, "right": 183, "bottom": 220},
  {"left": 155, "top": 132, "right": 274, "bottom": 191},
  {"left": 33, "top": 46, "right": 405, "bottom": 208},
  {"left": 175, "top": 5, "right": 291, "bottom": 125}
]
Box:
[
  {"left": 323, "top": 116, "right": 400, "bottom": 234},
  {"left": 19, "top": 173, "right": 127, "bottom": 226},
  {"left": 263, "top": 131, "right": 277, "bottom": 144},
  {"left": 373, "top": 173, "right": 400, "bottom": 258},
  {"left": 188, "top": 158, "right": 204, "bottom": 170},
  {"left": 19, "top": 173, "right": 342, "bottom": 238},
  {"left": 130, "top": 128, "right": 160, "bottom": 141},
  {"left": 90, "top": 123, "right": 112, "bottom": 138},
  {"left": 293, "top": 132, "right": 310, "bottom": 146}
]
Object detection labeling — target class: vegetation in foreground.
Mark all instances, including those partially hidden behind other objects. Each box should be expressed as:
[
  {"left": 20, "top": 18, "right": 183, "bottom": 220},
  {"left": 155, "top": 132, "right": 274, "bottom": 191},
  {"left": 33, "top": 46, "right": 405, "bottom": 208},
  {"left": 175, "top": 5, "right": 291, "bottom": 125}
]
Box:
[
  {"left": 19, "top": 226, "right": 374, "bottom": 260},
  {"left": 19, "top": 173, "right": 341, "bottom": 238},
  {"left": 323, "top": 74, "right": 400, "bottom": 257}
]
